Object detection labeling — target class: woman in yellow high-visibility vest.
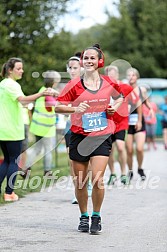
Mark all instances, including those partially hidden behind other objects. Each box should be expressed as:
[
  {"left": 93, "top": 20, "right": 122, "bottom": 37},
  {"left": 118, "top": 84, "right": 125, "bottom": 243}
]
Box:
[{"left": 28, "top": 71, "right": 60, "bottom": 176}]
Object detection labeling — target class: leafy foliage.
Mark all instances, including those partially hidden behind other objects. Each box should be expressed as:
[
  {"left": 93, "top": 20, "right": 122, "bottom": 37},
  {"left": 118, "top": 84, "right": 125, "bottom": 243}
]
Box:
[
  {"left": 0, "top": 0, "right": 166, "bottom": 94},
  {"left": 73, "top": 0, "right": 167, "bottom": 78},
  {"left": 0, "top": 0, "right": 73, "bottom": 94}
]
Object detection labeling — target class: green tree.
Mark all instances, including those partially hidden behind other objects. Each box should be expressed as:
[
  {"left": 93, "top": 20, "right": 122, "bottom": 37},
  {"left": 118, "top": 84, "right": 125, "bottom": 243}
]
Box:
[
  {"left": 0, "top": 0, "right": 73, "bottom": 93},
  {"left": 72, "top": 0, "right": 167, "bottom": 78},
  {"left": 21, "top": 30, "right": 76, "bottom": 94},
  {"left": 129, "top": 0, "right": 167, "bottom": 76},
  {"left": 102, "top": 0, "right": 167, "bottom": 77}
]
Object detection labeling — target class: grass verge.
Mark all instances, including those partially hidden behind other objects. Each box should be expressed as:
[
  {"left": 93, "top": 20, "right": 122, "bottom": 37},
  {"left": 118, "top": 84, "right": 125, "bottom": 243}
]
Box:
[{"left": 0, "top": 152, "right": 69, "bottom": 205}]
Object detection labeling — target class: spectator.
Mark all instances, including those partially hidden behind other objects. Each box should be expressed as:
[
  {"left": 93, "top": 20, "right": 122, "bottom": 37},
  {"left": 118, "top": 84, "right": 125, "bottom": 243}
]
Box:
[
  {"left": 159, "top": 96, "right": 167, "bottom": 150},
  {"left": 142, "top": 97, "right": 158, "bottom": 150},
  {"left": 0, "top": 57, "right": 54, "bottom": 201},
  {"left": 18, "top": 106, "right": 31, "bottom": 178},
  {"left": 26, "top": 70, "right": 60, "bottom": 176}
]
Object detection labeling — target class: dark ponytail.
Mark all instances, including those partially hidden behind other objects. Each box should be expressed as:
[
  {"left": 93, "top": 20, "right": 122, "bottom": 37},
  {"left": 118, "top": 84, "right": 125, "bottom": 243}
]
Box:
[
  {"left": 1, "top": 63, "right": 7, "bottom": 78},
  {"left": 1, "top": 57, "right": 22, "bottom": 78}
]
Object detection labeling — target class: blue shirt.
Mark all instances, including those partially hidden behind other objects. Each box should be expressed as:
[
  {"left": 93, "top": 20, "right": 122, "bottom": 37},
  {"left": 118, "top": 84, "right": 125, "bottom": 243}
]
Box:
[{"left": 159, "top": 103, "right": 167, "bottom": 122}]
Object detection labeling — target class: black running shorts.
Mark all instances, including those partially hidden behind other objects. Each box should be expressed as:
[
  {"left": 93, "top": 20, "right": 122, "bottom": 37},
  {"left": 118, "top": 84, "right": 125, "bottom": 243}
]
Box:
[
  {"left": 69, "top": 132, "right": 112, "bottom": 162},
  {"left": 111, "top": 130, "right": 126, "bottom": 143},
  {"left": 128, "top": 116, "right": 146, "bottom": 135}
]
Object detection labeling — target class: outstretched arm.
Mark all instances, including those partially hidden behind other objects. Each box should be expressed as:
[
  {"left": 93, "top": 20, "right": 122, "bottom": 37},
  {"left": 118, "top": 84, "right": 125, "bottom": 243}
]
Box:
[{"left": 18, "top": 88, "right": 57, "bottom": 106}]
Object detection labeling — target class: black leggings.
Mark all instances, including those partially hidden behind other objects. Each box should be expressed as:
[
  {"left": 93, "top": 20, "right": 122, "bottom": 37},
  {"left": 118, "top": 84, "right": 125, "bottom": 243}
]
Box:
[{"left": 0, "top": 140, "right": 22, "bottom": 194}]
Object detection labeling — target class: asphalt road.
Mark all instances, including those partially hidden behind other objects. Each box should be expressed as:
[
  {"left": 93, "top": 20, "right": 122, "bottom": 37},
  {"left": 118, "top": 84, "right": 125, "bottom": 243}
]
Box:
[{"left": 0, "top": 142, "right": 167, "bottom": 252}]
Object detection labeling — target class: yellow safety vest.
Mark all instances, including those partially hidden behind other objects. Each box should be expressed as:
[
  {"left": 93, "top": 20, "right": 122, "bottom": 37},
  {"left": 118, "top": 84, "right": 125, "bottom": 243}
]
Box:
[{"left": 30, "top": 86, "right": 56, "bottom": 137}]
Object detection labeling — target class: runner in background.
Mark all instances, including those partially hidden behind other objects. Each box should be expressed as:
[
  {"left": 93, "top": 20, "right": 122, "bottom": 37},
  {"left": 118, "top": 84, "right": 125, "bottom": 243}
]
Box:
[
  {"left": 105, "top": 65, "right": 136, "bottom": 185},
  {"left": 126, "top": 67, "right": 154, "bottom": 181},
  {"left": 65, "top": 52, "right": 85, "bottom": 204}
]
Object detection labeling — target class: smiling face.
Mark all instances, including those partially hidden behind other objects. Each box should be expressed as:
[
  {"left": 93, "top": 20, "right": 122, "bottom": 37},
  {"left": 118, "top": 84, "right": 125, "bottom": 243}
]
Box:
[
  {"left": 68, "top": 60, "right": 81, "bottom": 79},
  {"left": 9, "top": 62, "right": 24, "bottom": 81},
  {"left": 82, "top": 49, "right": 99, "bottom": 71}
]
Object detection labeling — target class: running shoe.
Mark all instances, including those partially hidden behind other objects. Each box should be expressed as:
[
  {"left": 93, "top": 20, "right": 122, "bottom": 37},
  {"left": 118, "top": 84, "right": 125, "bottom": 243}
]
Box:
[
  {"left": 128, "top": 170, "right": 133, "bottom": 182},
  {"left": 72, "top": 197, "right": 78, "bottom": 204},
  {"left": 4, "top": 192, "right": 19, "bottom": 202},
  {"left": 43, "top": 170, "right": 53, "bottom": 177},
  {"left": 120, "top": 175, "right": 129, "bottom": 185},
  {"left": 78, "top": 216, "right": 89, "bottom": 232},
  {"left": 18, "top": 167, "right": 31, "bottom": 179},
  {"left": 90, "top": 216, "right": 102, "bottom": 234},
  {"left": 138, "top": 168, "right": 146, "bottom": 180},
  {"left": 107, "top": 174, "right": 117, "bottom": 185}
]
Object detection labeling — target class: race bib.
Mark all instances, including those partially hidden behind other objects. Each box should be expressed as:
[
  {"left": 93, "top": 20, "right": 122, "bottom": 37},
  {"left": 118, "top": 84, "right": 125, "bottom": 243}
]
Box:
[
  {"left": 82, "top": 111, "right": 108, "bottom": 132},
  {"left": 129, "top": 114, "right": 138, "bottom": 125}
]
